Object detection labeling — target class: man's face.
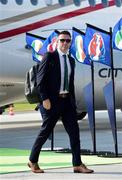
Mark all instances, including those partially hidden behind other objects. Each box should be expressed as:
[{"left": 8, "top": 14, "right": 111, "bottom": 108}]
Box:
[{"left": 57, "top": 34, "right": 71, "bottom": 53}]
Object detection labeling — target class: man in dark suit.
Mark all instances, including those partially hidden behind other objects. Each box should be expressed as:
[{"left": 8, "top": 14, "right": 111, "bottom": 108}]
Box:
[{"left": 28, "top": 31, "right": 94, "bottom": 174}]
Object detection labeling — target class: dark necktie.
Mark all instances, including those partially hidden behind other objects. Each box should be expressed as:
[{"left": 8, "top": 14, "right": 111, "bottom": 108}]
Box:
[{"left": 63, "top": 54, "right": 69, "bottom": 91}]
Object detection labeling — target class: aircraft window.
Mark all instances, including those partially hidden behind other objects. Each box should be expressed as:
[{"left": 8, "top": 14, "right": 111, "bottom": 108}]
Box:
[
  {"left": 15, "top": 0, "right": 23, "bottom": 5},
  {"left": 73, "top": 0, "right": 81, "bottom": 6},
  {"left": 88, "top": 0, "right": 96, "bottom": 7},
  {"left": 115, "top": 0, "right": 122, "bottom": 7},
  {"left": 0, "top": 0, "right": 121, "bottom": 7},
  {"left": 58, "top": 0, "right": 65, "bottom": 6},
  {"left": 0, "top": 0, "right": 8, "bottom": 5},
  {"left": 101, "top": 0, "right": 109, "bottom": 7},
  {"left": 30, "top": 0, "right": 38, "bottom": 5}
]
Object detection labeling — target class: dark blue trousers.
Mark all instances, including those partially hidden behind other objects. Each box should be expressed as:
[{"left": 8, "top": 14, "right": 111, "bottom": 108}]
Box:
[{"left": 29, "top": 96, "right": 82, "bottom": 166}]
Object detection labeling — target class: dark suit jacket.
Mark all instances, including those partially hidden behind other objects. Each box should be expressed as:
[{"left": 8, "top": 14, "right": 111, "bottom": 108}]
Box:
[{"left": 37, "top": 50, "right": 76, "bottom": 106}]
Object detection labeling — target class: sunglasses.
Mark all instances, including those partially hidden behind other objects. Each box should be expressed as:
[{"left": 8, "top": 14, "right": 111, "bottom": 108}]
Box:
[{"left": 59, "top": 39, "right": 71, "bottom": 43}]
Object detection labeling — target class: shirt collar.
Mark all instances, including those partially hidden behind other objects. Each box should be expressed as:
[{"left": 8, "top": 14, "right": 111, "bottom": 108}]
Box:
[{"left": 57, "top": 48, "right": 69, "bottom": 56}]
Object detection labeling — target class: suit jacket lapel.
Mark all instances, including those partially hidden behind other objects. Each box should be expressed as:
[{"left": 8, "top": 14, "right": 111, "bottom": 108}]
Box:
[
  {"left": 53, "top": 50, "right": 61, "bottom": 86},
  {"left": 68, "top": 55, "right": 74, "bottom": 69}
]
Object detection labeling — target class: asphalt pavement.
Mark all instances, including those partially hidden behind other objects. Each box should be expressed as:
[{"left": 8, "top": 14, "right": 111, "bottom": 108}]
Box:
[
  {"left": 0, "top": 110, "right": 122, "bottom": 179},
  {"left": 0, "top": 164, "right": 122, "bottom": 180}
]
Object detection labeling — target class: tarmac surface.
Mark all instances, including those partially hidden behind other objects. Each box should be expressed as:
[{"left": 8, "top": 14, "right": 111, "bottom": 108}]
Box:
[
  {"left": 0, "top": 110, "right": 122, "bottom": 179},
  {"left": 0, "top": 110, "right": 122, "bottom": 130},
  {"left": 0, "top": 164, "right": 122, "bottom": 180}
]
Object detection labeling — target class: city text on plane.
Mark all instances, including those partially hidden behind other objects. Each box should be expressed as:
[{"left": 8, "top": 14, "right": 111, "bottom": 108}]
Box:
[{"left": 99, "top": 68, "right": 122, "bottom": 78}]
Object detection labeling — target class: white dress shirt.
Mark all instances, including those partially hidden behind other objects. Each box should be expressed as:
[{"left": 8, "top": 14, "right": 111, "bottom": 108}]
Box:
[{"left": 57, "top": 49, "right": 71, "bottom": 94}]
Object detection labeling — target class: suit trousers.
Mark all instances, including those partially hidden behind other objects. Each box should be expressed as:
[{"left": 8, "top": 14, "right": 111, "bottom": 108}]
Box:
[{"left": 29, "top": 96, "right": 82, "bottom": 166}]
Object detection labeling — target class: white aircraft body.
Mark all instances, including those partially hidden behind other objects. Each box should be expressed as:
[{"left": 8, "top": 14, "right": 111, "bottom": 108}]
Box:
[{"left": 0, "top": 0, "right": 122, "bottom": 114}]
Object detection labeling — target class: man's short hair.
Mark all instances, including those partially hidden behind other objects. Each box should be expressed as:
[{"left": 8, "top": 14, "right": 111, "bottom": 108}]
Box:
[{"left": 58, "top": 31, "right": 71, "bottom": 38}]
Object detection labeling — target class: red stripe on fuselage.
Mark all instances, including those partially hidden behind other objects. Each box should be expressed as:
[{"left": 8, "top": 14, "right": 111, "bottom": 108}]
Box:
[{"left": 0, "top": 1, "right": 115, "bottom": 39}]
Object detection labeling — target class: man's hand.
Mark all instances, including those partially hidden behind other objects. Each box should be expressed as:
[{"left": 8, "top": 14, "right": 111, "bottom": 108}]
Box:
[{"left": 42, "top": 99, "right": 51, "bottom": 110}]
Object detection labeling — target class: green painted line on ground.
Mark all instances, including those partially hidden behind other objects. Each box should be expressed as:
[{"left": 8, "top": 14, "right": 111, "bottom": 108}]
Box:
[
  {"left": 0, "top": 148, "right": 58, "bottom": 156},
  {"left": 0, "top": 148, "right": 122, "bottom": 174}
]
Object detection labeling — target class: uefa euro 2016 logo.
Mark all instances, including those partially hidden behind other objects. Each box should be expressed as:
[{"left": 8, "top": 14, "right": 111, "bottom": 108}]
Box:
[
  {"left": 115, "top": 28, "right": 122, "bottom": 50},
  {"left": 88, "top": 32, "right": 105, "bottom": 62}
]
